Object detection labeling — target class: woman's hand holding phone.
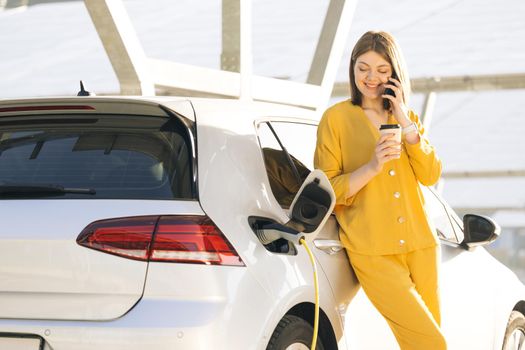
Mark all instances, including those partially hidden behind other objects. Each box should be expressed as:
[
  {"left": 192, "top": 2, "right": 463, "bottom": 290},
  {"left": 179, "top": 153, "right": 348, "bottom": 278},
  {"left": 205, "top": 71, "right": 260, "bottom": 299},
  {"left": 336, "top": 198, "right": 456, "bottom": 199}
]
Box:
[{"left": 382, "top": 77, "right": 411, "bottom": 127}]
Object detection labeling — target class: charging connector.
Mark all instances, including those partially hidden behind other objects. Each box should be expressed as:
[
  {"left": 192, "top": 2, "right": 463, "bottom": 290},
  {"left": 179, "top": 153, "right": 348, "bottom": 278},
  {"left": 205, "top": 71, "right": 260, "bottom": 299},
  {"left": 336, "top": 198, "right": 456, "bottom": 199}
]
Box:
[{"left": 300, "top": 237, "right": 319, "bottom": 350}]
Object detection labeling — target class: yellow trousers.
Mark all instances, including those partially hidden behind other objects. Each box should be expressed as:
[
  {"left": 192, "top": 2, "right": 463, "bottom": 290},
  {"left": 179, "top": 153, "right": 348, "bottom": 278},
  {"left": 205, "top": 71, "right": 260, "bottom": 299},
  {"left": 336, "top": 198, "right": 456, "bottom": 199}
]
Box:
[{"left": 348, "top": 246, "right": 447, "bottom": 350}]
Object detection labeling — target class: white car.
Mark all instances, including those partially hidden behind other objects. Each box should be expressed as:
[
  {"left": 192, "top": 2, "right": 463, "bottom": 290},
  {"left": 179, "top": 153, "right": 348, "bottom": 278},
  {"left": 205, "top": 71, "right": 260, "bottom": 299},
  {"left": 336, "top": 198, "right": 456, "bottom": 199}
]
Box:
[{"left": 0, "top": 96, "right": 523, "bottom": 350}]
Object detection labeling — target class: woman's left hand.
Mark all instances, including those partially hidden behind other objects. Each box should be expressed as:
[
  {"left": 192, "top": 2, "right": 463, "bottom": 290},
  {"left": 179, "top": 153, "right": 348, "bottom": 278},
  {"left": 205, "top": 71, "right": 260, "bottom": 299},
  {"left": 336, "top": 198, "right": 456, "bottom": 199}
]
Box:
[{"left": 382, "top": 77, "right": 411, "bottom": 127}]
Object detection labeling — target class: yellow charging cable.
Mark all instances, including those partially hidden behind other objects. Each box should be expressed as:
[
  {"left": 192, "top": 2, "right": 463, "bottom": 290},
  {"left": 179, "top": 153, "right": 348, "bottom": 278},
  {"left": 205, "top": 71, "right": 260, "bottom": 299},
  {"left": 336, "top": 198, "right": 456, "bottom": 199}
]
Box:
[{"left": 300, "top": 237, "right": 319, "bottom": 350}]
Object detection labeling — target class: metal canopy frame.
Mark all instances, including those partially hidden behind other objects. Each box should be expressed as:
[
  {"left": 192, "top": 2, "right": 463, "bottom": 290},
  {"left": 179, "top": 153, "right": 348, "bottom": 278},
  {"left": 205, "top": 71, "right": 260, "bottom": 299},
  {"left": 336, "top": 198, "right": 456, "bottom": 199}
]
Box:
[
  {"left": 332, "top": 72, "right": 525, "bottom": 96},
  {"left": 84, "top": 0, "right": 357, "bottom": 111},
  {"left": 83, "top": 0, "right": 525, "bottom": 210},
  {"left": 84, "top": 0, "right": 155, "bottom": 96}
]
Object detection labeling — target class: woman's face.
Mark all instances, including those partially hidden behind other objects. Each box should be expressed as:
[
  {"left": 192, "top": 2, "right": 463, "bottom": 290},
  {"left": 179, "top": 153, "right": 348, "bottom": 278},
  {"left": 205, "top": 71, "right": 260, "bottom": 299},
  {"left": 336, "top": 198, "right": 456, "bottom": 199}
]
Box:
[{"left": 354, "top": 50, "right": 392, "bottom": 101}]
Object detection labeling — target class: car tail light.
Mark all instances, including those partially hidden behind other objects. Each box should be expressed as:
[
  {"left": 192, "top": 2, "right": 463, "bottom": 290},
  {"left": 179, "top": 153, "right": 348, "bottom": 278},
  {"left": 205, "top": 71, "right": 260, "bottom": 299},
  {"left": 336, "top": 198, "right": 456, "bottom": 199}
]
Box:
[{"left": 77, "top": 215, "right": 244, "bottom": 266}]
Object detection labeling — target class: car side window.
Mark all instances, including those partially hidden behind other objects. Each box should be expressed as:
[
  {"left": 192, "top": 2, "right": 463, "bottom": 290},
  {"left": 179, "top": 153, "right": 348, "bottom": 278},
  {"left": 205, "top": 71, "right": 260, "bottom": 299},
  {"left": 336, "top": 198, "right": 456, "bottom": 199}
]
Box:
[
  {"left": 426, "top": 186, "right": 465, "bottom": 243},
  {"left": 449, "top": 214, "right": 465, "bottom": 243},
  {"left": 268, "top": 122, "right": 317, "bottom": 170},
  {"left": 421, "top": 185, "right": 460, "bottom": 243},
  {"left": 256, "top": 121, "right": 316, "bottom": 208},
  {"left": 444, "top": 200, "right": 465, "bottom": 243}
]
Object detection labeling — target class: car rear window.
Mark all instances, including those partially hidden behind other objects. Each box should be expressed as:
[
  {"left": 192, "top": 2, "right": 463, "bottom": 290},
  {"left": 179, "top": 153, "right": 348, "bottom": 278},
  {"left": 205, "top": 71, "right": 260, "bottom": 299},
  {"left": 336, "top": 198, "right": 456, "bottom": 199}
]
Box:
[{"left": 0, "top": 114, "right": 194, "bottom": 200}]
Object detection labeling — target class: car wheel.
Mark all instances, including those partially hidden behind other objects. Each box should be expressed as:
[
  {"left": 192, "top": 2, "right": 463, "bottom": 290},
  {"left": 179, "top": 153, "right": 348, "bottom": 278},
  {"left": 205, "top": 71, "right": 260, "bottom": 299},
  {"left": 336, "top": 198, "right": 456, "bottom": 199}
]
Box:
[
  {"left": 267, "top": 315, "right": 324, "bottom": 350},
  {"left": 503, "top": 311, "right": 525, "bottom": 350}
]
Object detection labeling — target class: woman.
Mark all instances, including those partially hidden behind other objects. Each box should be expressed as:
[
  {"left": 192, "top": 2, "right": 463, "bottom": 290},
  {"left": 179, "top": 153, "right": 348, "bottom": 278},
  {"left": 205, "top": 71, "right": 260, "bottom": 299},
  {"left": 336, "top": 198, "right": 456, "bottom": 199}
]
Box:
[{"left": 314, "top": 31, "right": 447, "bottom": 349}]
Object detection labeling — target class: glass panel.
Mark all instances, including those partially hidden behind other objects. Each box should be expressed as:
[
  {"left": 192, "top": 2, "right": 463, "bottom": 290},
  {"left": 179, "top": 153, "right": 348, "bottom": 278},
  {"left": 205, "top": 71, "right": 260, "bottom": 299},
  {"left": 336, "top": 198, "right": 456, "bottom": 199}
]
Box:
[
  {"left": 256, "top": 121, "right": 312, "bottom": 208},
  {"left": 421, "top": 185, "right": 459, "bottom": 242},
  {"left": 269, "top": 121, "right": 317, "bottom": 170},
  {"left": 0, "top": 115, "right": 193, "bottom": 200}
]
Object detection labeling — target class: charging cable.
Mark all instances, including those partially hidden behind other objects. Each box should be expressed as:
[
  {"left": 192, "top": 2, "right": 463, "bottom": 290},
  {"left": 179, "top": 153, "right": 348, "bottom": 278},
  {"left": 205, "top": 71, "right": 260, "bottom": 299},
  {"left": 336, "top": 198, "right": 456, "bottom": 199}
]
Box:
[{"left": 300, "top": 237, "right": 319, "bottom": 350}]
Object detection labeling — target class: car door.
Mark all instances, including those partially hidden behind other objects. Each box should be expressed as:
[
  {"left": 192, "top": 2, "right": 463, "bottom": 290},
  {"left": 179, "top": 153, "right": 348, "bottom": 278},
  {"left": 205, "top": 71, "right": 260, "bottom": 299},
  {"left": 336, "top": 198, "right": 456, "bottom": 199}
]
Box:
[
  {"left": 422, "top": 186, "right": 497, "bottom": 349},
  {"left": 256, "top": 119, "right": 359, "bottom": 309},
  {"left": 344, "top": 186, "right": 504, "bottom": 350}
]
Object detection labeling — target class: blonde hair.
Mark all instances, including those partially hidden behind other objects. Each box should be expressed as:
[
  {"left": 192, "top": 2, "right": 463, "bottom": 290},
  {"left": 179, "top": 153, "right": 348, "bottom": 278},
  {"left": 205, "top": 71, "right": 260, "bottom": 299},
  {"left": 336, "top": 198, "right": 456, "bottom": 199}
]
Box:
[{"left": 349, "top": 31, "right": 411, "bottom": 106}]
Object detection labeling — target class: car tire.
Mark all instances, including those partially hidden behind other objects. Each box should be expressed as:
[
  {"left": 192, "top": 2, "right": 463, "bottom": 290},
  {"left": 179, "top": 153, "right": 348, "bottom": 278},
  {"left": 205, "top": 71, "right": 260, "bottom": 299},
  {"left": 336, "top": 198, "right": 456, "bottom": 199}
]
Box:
[
  {"left": 267, "top": 315, "right": 324, "bottom": 350},
  {"left": 502, "top": 310, "right": 525, "bottom": 350}
]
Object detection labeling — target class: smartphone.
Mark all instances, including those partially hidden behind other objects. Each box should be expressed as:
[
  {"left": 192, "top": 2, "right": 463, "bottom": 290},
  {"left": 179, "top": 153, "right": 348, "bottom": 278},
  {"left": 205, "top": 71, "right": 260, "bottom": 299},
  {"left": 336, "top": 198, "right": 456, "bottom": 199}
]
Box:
[{"left": 382, "top": 71, "right": 398, "bottom": 110}]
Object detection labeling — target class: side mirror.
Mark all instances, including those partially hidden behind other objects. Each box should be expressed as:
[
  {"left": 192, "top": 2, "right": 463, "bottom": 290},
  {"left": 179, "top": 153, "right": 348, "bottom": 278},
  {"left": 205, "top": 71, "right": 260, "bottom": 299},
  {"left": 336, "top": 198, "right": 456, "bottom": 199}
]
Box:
[
  {"left": 251, "top": 170, "right": 335, "bottom": 246},
  {"left": 461, "top": 214, "right": 501, "bottom": 250}
]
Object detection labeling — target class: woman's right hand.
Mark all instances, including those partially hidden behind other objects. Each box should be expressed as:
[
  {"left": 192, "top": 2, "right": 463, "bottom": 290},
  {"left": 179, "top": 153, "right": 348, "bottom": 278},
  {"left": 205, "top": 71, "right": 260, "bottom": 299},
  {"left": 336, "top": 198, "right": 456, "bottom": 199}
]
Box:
[{"left": 368, "top": 133, "right": 402, "bottom": 174}]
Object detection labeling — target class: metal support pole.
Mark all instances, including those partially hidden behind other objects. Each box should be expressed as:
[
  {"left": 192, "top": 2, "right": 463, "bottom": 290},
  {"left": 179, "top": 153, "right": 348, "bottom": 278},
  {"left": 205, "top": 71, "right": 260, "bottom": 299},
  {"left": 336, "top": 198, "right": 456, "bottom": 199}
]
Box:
[
  {"left": 307, "top": 0, "right": 347, "bottom": 85},
  {"left": 421, "top": 91, "right": 436, "bottom": 131},
  {"left": 221, "top": 0, "right": 240, "bottom": 73},
  {"left": 84, "top": 0, "right": 154, "bottom": 96},
  {"left": 221, "top": 0, "right": 251, "bottom": 100},
  {"left": 239, "top": 0, "right": 252, "bottom": 101},
  {"left": 308, "top": 0, "right": 356, "bottom": 112},
  {"left": 3, "top": 0, "right": 28, "bottom": 9}
]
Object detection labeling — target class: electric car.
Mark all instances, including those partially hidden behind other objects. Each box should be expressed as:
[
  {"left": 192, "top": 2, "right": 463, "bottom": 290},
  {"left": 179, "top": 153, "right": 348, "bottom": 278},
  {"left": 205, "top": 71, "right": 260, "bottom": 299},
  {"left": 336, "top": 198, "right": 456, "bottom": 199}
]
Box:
[{"left": 0, "top": 96, "right": 524, "bottom": 350}]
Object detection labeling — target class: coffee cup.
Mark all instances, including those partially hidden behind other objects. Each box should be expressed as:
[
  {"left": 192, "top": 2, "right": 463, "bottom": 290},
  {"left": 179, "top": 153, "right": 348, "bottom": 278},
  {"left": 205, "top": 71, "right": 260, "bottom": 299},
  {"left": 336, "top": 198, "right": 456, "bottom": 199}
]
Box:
[{"left": 379, "top": 124, "right": 402, "bottom": 153}]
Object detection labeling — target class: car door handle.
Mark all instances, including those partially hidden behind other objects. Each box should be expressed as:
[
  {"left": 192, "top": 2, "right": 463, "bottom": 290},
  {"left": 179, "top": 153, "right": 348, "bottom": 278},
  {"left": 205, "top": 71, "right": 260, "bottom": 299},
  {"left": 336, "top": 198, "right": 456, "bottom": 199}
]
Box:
[{"left": 313, "top": 239, "right": 344, "bottom": 255}]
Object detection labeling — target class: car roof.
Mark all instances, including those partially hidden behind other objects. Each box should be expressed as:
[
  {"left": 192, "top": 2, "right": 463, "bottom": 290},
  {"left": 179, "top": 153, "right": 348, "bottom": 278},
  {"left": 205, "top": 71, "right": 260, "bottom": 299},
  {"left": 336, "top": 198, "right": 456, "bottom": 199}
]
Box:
[
  {"left": 0, "top": 96, "right": 319, "bottom": 127},
  {"left": 188, "top": 97, "right": 319, "bottom": 128}
]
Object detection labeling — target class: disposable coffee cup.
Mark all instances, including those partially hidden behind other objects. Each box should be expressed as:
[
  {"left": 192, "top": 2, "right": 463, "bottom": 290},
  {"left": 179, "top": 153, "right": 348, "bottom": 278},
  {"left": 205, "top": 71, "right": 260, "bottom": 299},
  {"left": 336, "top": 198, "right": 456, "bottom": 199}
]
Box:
[{"left": 379, "top": 124, "right": 402, "bottom": 153}]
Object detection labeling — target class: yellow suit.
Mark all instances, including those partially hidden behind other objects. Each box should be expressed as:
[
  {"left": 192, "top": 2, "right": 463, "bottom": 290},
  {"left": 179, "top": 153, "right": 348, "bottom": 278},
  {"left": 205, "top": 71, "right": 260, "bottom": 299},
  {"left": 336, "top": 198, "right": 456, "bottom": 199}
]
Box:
[{"left": 314, "top": 100, "right": 446, "bottom": 349}]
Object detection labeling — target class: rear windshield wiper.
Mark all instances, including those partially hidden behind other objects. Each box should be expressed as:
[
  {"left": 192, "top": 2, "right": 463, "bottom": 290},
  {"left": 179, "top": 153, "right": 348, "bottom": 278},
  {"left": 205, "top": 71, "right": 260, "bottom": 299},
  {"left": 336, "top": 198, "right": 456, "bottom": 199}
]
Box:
[{"left": 0, "top": 183, "right": 96, "bottom": 196}]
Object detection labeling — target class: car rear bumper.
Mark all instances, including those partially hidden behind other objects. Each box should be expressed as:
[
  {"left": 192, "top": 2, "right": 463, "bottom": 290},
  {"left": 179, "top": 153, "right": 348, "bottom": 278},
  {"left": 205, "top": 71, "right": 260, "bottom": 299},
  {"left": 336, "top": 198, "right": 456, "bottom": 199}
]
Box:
[
  {"left": 0, "top": 301, "right": 233, "bottom": 349},
  {"left": 0, "top": 266, "right": 273, "bottom": 350}
]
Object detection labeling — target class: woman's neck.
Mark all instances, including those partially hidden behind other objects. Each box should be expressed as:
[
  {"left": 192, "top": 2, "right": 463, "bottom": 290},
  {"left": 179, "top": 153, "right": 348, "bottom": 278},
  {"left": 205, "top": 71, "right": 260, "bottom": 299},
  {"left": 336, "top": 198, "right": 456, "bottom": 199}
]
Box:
[{"left": 361, "top": 98, "right": 386, "bottom": 115}]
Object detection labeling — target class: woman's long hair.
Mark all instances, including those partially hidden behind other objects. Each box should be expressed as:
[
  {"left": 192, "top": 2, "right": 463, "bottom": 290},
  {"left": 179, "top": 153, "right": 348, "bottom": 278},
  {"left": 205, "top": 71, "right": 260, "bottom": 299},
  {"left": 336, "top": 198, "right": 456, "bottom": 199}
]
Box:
[{"left": 349, "top": 31, "right": 411, "bottom": 107}]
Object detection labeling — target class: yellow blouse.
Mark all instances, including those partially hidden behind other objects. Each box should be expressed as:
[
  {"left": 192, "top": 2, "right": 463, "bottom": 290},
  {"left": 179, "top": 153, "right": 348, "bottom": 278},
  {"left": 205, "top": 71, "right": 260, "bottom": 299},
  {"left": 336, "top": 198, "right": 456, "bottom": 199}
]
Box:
[{"left": 314, "top": 100, "right": 442, "bottom": 255}]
